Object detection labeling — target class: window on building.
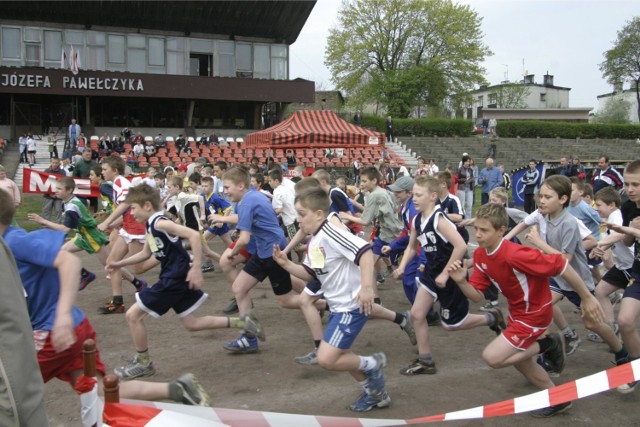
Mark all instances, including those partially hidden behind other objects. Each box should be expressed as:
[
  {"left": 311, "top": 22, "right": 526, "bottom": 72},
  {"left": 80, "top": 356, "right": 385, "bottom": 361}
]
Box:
[
  {"left": 270, "top": 44, "right": 287, "bottom": 80},
  {"left": 488, "top": 93, "right": 497, "bottom": 105},
  {"left": 540, "top": 93, "right": 547, "bottom": 102},
  {"left": 217, "top": 40, "right": 235, "bottom": 78},
  {"left": 236, "top": 43, "right": 252, "bottom": 78},
  {"left": 477, "top": 95, "right": 484, "bottom": 107},
  {"left": 148, "top": 38, "right": 165, "bottom": 66},
  {"left": 167, "top": 37, "right": 185, "bottom": 75},
  {"left": 108, "top": 34, "right": 125, "bottom": 64},
  {"left": 44, "top": 30, "right": 62, "bottom": 68},
  {"left": 254, "top": 44, "right": 270, "bottom": 79},
  {"left": 23, "top": 28, "right": 42, "bottom": 66},
  {"left": 2, "top": 27, "right": 21, "bottom": 61},
  {"left": 127, "top": 35, "right": 145, "bottom": 72},
  {"left": 86, "top": 31, "right": 106, "bottom": 71},
  {"left": 190, "top": 53, "right": 212, "bottom": 76}
]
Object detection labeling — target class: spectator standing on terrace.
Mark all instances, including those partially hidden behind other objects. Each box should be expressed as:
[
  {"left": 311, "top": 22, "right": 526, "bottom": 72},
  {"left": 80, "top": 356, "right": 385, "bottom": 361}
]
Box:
[
  {"left": 354, "top": 111, "right": 362, "bottom": 126},
  {"left": 557, "top": 156, "right": 575, "bottom": 177},
  {"left": 488, "top": 117, "right": 497, "bottom": 136},
  {"left": 386, "top": 116, "right": 394, "bottom": 143},
  {"left": 67, "top": 118, "right": 80, "bottom": 158},
  {"left": 26, "top": 133, "right": 37, "bottom": 167},
  {"left": 478, "top": 158, "right": 502, "bottom": 205},
  {"left": 572, "top": 156, "right": 586, "bottom": 179},
  {"left": 456, "top": 155, "right": 474, "bottom": 217},
  {"left": 592, "top": 155, "right": 624, "bottom": 194}
]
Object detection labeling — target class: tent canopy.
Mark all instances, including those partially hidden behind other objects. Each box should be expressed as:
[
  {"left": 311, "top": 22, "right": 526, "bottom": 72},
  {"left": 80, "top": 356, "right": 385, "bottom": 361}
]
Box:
[{"left": 246, "top": 110, "right": 385, "bottom": 149}]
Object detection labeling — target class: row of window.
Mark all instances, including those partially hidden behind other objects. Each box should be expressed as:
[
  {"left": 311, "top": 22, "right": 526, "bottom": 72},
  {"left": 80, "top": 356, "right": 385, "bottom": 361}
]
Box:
[{"left": 0, "top": 25, "right": 288, "bottom": 79}]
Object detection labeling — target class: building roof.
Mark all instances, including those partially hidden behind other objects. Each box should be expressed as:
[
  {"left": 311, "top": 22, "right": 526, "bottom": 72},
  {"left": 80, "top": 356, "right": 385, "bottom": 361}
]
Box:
[{"left": 0, "top": 0, "right": 316, "bottom": 44}]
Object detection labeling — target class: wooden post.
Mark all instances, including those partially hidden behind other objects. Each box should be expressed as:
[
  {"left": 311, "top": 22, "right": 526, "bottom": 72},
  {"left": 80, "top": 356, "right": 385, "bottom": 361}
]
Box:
[
  {"left": 103, "top": 374, "right": 120, "bottom": 403},
  {"left": 83, "top": 339, "right": 96, "bottom": 378}
]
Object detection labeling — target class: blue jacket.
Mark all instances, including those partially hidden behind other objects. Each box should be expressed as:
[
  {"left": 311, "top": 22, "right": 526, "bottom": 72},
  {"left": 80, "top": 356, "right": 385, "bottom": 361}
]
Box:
[{"left": 479, "top": 167, "right": 503, "bottom": 193}]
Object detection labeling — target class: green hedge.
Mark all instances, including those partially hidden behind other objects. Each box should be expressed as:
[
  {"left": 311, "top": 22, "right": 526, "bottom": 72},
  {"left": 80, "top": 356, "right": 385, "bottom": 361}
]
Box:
[{"left": 359, "top": 115, "right": 640, "bottom": 139}]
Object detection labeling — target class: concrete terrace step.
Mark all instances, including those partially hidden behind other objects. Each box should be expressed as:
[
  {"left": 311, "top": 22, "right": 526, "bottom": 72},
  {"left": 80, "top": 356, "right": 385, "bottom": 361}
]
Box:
[{"left": 14, "top": 137, "right": 67, "bottom": 187}]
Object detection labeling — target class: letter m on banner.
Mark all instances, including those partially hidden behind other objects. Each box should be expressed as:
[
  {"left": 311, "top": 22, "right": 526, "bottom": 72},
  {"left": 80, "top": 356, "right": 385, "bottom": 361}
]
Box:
[{"left": 22, "top": 168, "right": 98, "bottom": 197}]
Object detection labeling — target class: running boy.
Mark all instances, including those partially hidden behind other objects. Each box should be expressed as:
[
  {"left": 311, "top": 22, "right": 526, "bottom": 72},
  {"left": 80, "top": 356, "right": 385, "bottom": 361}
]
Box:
[
  {"left": 273, "top": 187, "right": 390, "bottom": 412},
  {"left": 447, "top": 202, "right": 605, "bottom": 417},
  {"left": 107, "top": 184, "right": 264, "bottom": 379},
  {"left": 393, "top": 176, "right": 505, "bottom": 375}
]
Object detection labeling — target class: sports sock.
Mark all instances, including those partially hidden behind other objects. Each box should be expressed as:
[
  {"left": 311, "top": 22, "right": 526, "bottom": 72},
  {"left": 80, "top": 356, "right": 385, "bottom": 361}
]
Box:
[
  {"left": 394, "top": 312, "right": 405, "bottom": 326},
  {"left": 537, "top": 336, "right": 553, "bottom": 354},
  {"left": 485, "top": 312, "right": 496, "bottom": 326},
  {"left": 418, "top": 353, "right": 433, "bottom": 364},
  {"left": 136, "top": 349, "right": 150, "bottom": 364},
  {"left": 131, "top": 278, "right": 143, "bottom": 290},
  {"left": 228, "top": 317, "right": 242, "bottom": 329},
  {"left": 358, "top": 355, "right": 378, "bottom": 371},
  {"left": 113, "top": 295, "right": 124, "bottom": 305}
]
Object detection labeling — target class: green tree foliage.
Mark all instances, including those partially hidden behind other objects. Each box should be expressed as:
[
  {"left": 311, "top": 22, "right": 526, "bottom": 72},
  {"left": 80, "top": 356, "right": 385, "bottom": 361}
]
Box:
[
  {"left": 599, "top": 17, "right": 640, "bottom": 122},
  {"left": 326, "top": 0, "right": 489, "bottom": 118},
  {"left": 491, "top": 83, "right": 531, "bottom": 108},
  {"left": 594, "top": 95, "right": 632, "bottom": 124}
]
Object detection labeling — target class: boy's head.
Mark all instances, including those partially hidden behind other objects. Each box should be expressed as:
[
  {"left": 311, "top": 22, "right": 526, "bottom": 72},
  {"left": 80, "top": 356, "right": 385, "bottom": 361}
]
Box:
[
  {"left": 154, "top": 172, "right": 165, "bottom": 187},
  {"left": 488, "top": 186, "right": 508, "bottom": 206},
  {"left": 223, "top": 167, "right": 250, "bottom": 202},
  {"left": 311, "top": 169, "right": 331, "bottom": 187},
  {"left": 539, "top": 175, "right": 571, "bottom": 214},
  {"left": 360, "top": 167, "right": 381, "bottom": 191},
  {"left": 189, "top": 171, "right": 201, "bottom": 185},
  {"left": 582, "top": 182, "right": 594, "bottom": 203},
  {"left": 388, "top": 175, "right": 414, "bottom": 205},
  {"left": 168, "top": 176, "right": 183, "bottom": 195},
  {"left": 214, "top": 161, "right": 228, "bottom": 179},
  {"left": 201, "top": 176, "right": 214, "bottom": 194},
  {"left": 294, "top": 188, "right": 330, "bottom": 235},
  {"left": 569, "top": 176, "right": 586, "bottom": 204},
  {"left": 594, "top": 186, "right": 621, "bottom": 219},
  {"left": 125, "top": 183, "right": 162, "bottom": 223},
  {"left": 412, "top": 176, "right": 440, "bottom": 212},
  {"left": 146, "top": 166, "right": 157, "bottom": 178},
  {"left": 294, "top": 177, "right": 322, "bottom": 196},
  {"left": 624, "top": 160, "right": 640, "bottom": 204},
  {"left": 528, "top": 159, "right": 537, "bottom": 169},
  {"left": 55, "top": 176, "right": 75, "bottom": 200},
  {"left": 0, "top": 188, "right": 16, "bottom": 226},
  {"left": 201, "top": 166, "right": 212, "bottom": 177},
  {"left": 176, "top": 163, "right": 188, "bottom": 177},
  {"left": 50, "top": 157, "right": 61, "bottom": 169},
  {"left": 436, "top": 171, "right": 452, "bottom": 195},
  {"left": 268, "top": 169, "right": 283, "bottom": 189},
  {"left": 251, "top": 172, "right": 265, "bottom": 189},
  {"left": 101, "top": 156, "right": 125, "bottom": 181},
  {"left": 473, "top": 203, "right": 508, "bottom": 249},
  {"left": 293, "top": 165, "right": 305, "bottom": 178},
  {"left": 336, "top": 177, "right": 346, "bottom": 190},
  {"left": 89, "top": 165, "right": 103, "bottom": 184}
]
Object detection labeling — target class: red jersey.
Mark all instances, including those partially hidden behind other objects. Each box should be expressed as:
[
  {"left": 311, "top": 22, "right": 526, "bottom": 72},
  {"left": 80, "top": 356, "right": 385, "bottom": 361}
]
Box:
[
  {"left": 113, "top": 176, "right": 146, "bottom": 235},
  {"left": 469, "top": 239, "right": 567, "bottom": 327}
]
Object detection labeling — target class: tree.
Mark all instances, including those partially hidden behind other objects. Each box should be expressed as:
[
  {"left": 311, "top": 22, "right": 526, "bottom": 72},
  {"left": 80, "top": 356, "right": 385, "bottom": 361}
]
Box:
[
  {"left": 325, "top": 0, "right": 489, "bottom": 118},
  {"left": 491, "top": 83, "right": 531, "bottom": 108},
  {"left": 599, "top": 17, "right": 640, "bottom": 122},
  {"left": 594, "top": 95, "right": 632, "bottom": 124}
]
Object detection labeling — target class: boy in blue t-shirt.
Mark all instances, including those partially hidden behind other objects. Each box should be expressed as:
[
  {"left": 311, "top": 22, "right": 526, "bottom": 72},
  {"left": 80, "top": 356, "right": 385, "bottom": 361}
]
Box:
[
  {"left": 106, "top": 184, "right": 264, "bottom": 379},
  {"left": 0, "top": 189, "right": 212, "bottom": 406}
]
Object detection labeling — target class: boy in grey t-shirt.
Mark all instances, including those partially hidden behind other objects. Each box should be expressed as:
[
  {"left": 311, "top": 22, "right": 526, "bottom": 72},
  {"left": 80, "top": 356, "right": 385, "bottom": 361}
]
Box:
[
  {"left": 340, "top": 167, "right": 403, "bottom": 286},
  {"left": 525, "top": 176, "right": 627, "bottom": 368}
]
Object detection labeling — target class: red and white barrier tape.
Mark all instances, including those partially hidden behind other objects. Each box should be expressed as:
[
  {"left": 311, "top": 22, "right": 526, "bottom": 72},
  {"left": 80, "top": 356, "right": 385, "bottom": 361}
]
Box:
[{"left": 104, "top": 358, "right": 639, "bottom": 426}]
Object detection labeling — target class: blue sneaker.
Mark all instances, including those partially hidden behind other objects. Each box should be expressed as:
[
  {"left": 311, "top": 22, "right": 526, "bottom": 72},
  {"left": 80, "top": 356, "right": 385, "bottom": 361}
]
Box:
[
  {"left": 364, "top": 352, "right": 387, "bottom": 395},
  {"left": 349, "top": 390, "right": 391, "bottom": 412},
  {"left": 79, "top": 271, "right": 96, "bottom": 291},
  {"left": 223, "top": 334, "right": 258, "bottom": 353}
]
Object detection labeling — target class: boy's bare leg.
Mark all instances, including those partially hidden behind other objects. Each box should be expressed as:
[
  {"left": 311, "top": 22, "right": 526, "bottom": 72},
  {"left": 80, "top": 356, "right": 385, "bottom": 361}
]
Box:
[
  {"left": 412, "top": 288, "right": 435, "bottom": 355},
  {"left": 300, "top": 292, "right": 324, "bottom": 342},
  {"left": 125, "top": 304, "right": 150, "bottom": 352},
  {"left": 595, "top": 281, "right": 618, "bottom": 324},
  {"left": 231, "top": 271, "right": 259, "bottom": 314},
  {"left": 317, "top": 344, "right": 366, "bottom": 381},
  {"left": 617, "top": 297, "right": 640, "bottom": 357}
]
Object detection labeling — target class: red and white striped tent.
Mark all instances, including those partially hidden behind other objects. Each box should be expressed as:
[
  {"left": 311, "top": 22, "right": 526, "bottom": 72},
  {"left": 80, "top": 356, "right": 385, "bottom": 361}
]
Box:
[{"left": 245, "top": 110, "right": 385, "bottom": 149}]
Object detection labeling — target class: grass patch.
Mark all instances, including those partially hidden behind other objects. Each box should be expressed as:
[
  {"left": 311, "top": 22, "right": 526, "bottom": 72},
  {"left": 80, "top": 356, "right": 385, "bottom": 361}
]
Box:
[{"left": 15, "top": 194, "right": 50, "bottom": 231}]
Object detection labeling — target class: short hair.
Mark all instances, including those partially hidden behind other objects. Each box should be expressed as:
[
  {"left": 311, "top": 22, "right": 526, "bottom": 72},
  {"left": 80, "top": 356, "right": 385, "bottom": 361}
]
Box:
[
  {"left": 582, "top": 182, "right": 594, "bottom": 199},
  {"left": 489, "top": 186, "right": 508, "bottom": 202},
  {"left": 295, "top": 188, "right": 331, "bottom": 214},
  {"left": 436, "top": 171, "right": 452, "bottom": 189},
  {"left": 360, "top": 166, "right": 381, "bottom": 183},
  {"left": 57, "top": 176, "right": 75, "bottom": 191},
  {"left": 599, "top": 154, "right": 610, "bottom": 163},
  {"left": 461, "top": 155, "right": 470, "bottom": 163},
  {"left": 223, "top": 167, "right": 250, "bottom": 188},
  {"left": 529, "top": 159, "right": 537, "bottom": 164},
  {"left": 125, "top": 183, "right": 161, "bottom": 210},
  {"left": 201, "top": 176, "right": 214, "bottom": 185},
  {"left": 311, "top": 169, "right": 330, "bottom": 184},
  {"left": 0, "top": 165, "right": 5, "bottom": 172},
  {"left": 154, "top": 172, "right": 165, "bottom": 181},
  {"left": 169, "top": 176, "right": 183, "bottom": 189},
  {"left": 90, "top": 165, "right": 103, "bottom": 179},
  {"left": 542, "top": 175, "right": 571, "bottom": 207},
  {"left": 268, "top": 169, "right": 283, "bottom": 183},
  {"left": 102, "top": 156, "right": 125, "bottom": 175},
  {"left": 294, "top": 165, "right": 306, "bottom": 175},
  {"left": 594, "top": 186, "right": 621, "bottom": 207},
  {"left": 413, "top": 175, "right": 440, "bottom": 194},
  {"left": 215, "top": 161, "right": 228, "bottom": 171},
  {"left": 0, "top": 189, "right": 16, "bottom": 226},
  {"left": 569, "top": 176, "right": 586, "bottom": 193},
  {"left": 202, "top": 166, "right": 213, "bottom": 175},
  {"left": 253, "top": 172, "right": 265, "bottom": 187},
  {"left": 474, "top": 203, "right": 508, "bottom": 230},
  {"left": 189, "top": 172, "right": 201, "bottom": 184},
  {"left": 625, "top": 159, "right": 640, "bottom": 175},
  {"left": 294, "top": 177, "right": 322, "bottom": 195}
]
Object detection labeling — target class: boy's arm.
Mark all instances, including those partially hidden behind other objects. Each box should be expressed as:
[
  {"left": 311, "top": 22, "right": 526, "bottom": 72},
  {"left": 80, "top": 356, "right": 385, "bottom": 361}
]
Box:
[
  {"left": 208, "top": 213, "right": 238, "bottom": 225},
  {"left": 98, "top": 202, "right": 129, "bottom": 232},
  {"left": 198, "top": 195, "right": 206, "bottom": 220},
  {"left": 504, "top": 221, "right": 528, "bottom": 241},
  {"left": 282, "top": 228, "right": 308, "bottom": 254},
  {"left": 227, "top": 230, "right": 250, "bottom": 258},
  {"left": 273, "top": 244, "right": 314, "bottom": 281},
  {"left": 393, "top": 227, "right": 418, "bottom": 278},
  {"left": 560, "top": 264, "right": 605, "bottom": 325},
  {"left": 525, "top": 226, "right": 572, "bottom": 260},
  {"left": 51, "top": 250, "right": 81, "bottom": 352},
  {"left": 447, "top": 260, "right": 484, "bottom": 303},
  {"left": 356, "top": 250, "right": 375, "bottom": 316},
  {"left": 339, "top": 211, "right": 367, "bottom": 225},
  {"left": 27, "top": 213, "right": 70, "bottom": 232},
  {"left": 435, "top": 216, "right": 468, "bottom": 288},
  {"left": 108, "top": 241, "right": 152, "bottom": 269},
  {"left": 156, "top": 219, "right": 203, "bottom": 289}
]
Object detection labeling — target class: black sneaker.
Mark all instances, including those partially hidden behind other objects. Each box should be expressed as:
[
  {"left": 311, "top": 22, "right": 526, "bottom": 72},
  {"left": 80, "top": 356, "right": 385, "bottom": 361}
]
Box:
[
  {"left": 399, "top": 359, "right": 437, "bottom": 375},
  {"left": 544, "top": 333, "right": 566, "bottom": 374},
  {"left": 426, "top": 311, "right": 441, "bottom": 326},
  {"left": 530, "top": 401, "right": 572, "bottom": 418},
  {"left": 484, "top": 307, "right": 506, "bottom": 335}
]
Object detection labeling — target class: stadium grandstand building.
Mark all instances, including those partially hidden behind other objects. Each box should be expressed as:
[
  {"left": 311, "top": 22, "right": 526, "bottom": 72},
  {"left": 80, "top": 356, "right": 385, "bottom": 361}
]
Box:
[{"left": 0, "top": 1, "right": 316, "bottom": 139}]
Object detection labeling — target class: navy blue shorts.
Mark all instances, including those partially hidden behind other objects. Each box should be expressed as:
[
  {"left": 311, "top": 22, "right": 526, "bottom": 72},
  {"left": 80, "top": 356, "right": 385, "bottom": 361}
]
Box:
[
  {"left": 323, "top": 309, "right": 368, "bottom": 350},
  {"left": 136, "top": 277, "right": 208, "bottom": 318},
  {"left": 549, "top": 277, "right": 592, "bottom": 308},
  {"left": 243, "top": 255, "right": 293, "bottom": 296},
  {"left": 602, "top": 265, "right": 634, "bottom": 289},
  {"left": 623, "top": 279, "right": 640, "bottom": 301},
  {"left": 418, "top": 271, "right": 469, "bottom": 327},
  {"left": 372, "top": 238, "right": 400, "bottom": 265}
]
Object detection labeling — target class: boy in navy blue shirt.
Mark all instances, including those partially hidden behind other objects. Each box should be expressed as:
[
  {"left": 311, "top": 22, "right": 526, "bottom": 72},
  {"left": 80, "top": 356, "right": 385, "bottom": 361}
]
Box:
[{"left": 107, "top": 184, "right": 264, "bottom": 378}]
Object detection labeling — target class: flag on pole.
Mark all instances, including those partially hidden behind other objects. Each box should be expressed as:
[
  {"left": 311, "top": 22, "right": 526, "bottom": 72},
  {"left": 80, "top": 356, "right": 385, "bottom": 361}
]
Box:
[
  {"left": 61, "top": 47, "right": 67, "bottom": 69},
  {"left": 70, "top": 44, "right": 79, "bottom": 75}
]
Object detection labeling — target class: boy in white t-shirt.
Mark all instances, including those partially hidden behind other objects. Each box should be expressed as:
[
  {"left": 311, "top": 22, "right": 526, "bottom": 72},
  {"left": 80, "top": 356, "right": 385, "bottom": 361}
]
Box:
[{"left": 268, "top": 169, "right": 298, "bottom": 242}]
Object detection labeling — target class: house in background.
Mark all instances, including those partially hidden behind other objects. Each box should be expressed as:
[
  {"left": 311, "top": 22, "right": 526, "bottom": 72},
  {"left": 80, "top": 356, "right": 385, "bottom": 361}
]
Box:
[{"left": 596, "top": 83, "right": 640, "bottom": 124}]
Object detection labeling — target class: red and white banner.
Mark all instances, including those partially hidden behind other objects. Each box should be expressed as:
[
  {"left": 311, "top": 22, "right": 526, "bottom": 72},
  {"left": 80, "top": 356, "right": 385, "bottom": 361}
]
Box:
[
  {"left": 103, "top": 358, "right": 639, "bottom": 426},
  {"left": 22, "top": 168, "right": 99, "bottom": 197}
]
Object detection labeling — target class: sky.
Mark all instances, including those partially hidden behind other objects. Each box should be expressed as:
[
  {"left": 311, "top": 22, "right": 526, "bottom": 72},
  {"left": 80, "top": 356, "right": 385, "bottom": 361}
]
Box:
[{"left": 289, "top": 0, "right": 640, "bottom": 111}]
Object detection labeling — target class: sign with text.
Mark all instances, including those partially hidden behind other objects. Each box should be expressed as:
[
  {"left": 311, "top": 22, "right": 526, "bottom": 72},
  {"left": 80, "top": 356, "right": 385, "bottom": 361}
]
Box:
[{"left": 22, "top": 168, "right": 99, "bottom": 197}]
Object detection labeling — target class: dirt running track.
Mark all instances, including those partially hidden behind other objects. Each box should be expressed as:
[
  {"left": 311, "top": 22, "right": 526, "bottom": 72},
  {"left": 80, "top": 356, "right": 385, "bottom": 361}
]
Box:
[{"left": 44, "top": 238, "right": 639, "bottom": 426}]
